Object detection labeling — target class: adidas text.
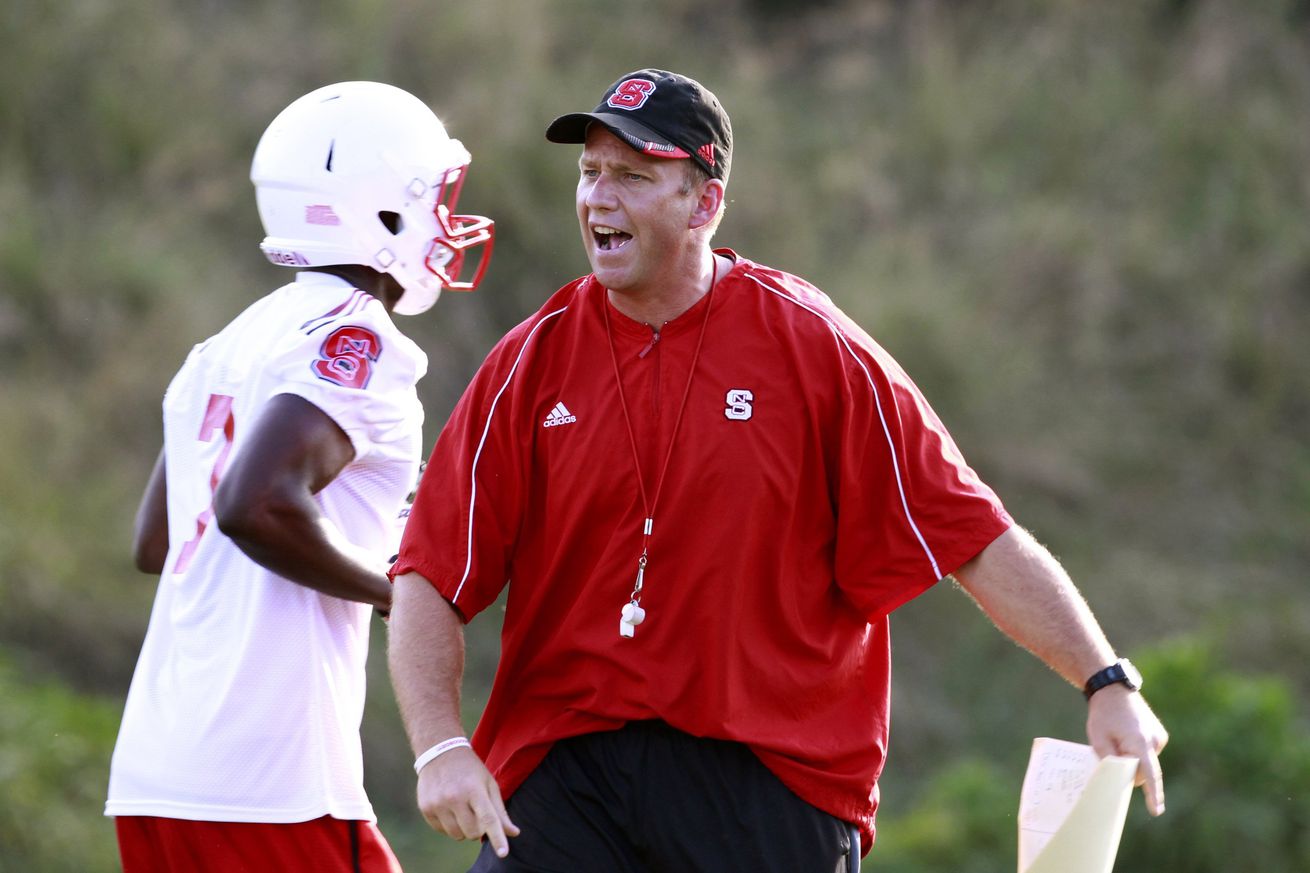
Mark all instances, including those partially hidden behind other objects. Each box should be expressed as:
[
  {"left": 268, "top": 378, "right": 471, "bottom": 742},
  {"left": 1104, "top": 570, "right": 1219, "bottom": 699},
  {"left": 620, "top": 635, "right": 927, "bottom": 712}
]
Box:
[{"left": 543, "top": 402, "right": 577, "bottom": 428}]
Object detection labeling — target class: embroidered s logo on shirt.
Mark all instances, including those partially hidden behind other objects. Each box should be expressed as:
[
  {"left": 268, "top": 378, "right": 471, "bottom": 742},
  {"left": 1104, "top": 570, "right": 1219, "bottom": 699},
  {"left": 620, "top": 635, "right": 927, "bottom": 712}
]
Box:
[
  {"left": 542, "top": 401, "right": 577, "bottom": 428},
  {"left": 724, "top": 389, "right": 753, "bottom": 421}
]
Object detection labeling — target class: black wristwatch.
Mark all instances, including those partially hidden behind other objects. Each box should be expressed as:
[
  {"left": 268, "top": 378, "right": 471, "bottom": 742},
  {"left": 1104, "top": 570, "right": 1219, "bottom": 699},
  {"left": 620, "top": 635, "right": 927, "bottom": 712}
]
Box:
[{"left": 1083, "top": 658, "right": 1143, "bottom": 700}]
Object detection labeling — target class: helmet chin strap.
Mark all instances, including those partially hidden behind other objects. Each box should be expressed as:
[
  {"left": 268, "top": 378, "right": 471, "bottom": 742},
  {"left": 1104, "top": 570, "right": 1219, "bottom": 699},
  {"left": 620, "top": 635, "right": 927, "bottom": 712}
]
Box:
[{"left": 391, "top": 279, "right": 440, "bottom": 316}]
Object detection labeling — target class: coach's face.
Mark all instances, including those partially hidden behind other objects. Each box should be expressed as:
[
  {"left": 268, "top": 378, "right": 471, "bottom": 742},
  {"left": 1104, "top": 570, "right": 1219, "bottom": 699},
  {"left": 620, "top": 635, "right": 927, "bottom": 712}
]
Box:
[{"left": 576, "top": 127, "right": 702, "bottom": 300}]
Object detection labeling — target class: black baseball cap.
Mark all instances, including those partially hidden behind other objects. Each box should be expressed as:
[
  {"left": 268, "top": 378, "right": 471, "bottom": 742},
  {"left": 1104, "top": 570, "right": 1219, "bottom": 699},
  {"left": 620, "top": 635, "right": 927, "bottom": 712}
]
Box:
[{"left": 545, "top": 69, "right": 732, "bottom": 182}]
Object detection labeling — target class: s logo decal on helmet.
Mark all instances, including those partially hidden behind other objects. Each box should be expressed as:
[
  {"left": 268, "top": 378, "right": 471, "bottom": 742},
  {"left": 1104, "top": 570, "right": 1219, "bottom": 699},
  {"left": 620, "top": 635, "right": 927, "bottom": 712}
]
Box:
[{"left": 250, "top": 81, "right": 494, "bottom": 315}]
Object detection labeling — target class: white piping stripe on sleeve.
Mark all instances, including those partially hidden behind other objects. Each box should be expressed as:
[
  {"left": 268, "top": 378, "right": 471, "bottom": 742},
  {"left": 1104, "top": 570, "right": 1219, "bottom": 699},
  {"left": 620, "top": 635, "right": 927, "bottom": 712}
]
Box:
[
  {"left": 452, "top": 305, "right": 570, "bottom": 604},
  {"left": 744, "top": 272, "right": 943, "bottom": 579}
]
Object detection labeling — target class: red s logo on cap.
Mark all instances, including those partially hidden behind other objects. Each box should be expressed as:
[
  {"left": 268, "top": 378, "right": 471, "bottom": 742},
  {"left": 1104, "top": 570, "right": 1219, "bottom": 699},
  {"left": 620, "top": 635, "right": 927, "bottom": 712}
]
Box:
[{"left": 607, "top": 79, "right": 655, "bottom": 110}]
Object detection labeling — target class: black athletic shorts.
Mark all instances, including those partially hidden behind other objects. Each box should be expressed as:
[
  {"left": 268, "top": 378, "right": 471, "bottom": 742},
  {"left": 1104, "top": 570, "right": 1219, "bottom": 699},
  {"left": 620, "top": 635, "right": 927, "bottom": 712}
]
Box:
[{"left": 468, "top": 720, "right": 860, "bottom": 873}]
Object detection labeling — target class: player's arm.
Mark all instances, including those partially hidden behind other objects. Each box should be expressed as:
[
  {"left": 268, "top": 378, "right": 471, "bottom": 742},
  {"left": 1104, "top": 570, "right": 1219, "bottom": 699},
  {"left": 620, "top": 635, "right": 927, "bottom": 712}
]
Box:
[
  {"left": 951, "top": 525, "right": 1169, "bottom": 816},
  {"left": 132, "top": 448, "right": 170, "bottom": 574},
  {"left": 388, "top": 572, "right": 519, "bottom": 857},
  {"left": 213, "top": 392, "right": 392, "bottom": 610}
]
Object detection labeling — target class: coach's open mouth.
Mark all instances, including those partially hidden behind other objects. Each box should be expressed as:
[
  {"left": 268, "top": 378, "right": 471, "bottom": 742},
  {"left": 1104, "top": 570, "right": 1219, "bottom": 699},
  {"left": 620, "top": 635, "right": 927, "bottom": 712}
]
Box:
[{"left": 594, "top": 226, "right": 632, "bottom": 251}]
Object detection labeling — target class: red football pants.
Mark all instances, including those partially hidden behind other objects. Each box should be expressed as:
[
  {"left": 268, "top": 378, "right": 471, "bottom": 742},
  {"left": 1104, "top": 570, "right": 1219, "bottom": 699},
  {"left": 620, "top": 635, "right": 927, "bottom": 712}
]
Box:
[{"left": 115, "top": 815, "right": 403, "bottom": 873}]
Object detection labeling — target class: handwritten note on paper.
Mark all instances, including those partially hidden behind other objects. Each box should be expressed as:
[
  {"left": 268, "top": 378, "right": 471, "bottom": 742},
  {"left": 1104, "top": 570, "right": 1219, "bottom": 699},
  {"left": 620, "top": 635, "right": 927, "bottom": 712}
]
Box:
[{"left": 1018, "top": 738, "right": 1138, "bottom": 873}]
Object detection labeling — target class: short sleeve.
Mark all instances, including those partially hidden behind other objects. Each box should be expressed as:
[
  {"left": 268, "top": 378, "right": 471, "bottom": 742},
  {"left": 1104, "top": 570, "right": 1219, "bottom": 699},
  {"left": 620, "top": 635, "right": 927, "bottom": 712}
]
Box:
[
  {"left": 261, "top": 300, "right": 425, "bottom": 459},
  {"left": 830, "top": 318, "right": 1013, "bottom": 619},
  {"left": 391, "top": 328, "right": 533, "bottom": 622}
]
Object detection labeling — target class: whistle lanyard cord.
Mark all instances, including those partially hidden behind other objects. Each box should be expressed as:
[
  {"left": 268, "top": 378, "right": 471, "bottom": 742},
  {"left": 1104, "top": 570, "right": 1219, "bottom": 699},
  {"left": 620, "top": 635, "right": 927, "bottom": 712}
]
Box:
[{"left": 602, "top": 258, "right": 718, "bottom": 598}]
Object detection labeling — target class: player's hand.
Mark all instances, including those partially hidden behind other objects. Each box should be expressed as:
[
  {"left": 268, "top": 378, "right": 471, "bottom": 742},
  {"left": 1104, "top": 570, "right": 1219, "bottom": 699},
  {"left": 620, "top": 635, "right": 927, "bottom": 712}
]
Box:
[
  {"left": 1086, "top": 686, "right": 1169, "bottom": 816},
  {"left": 416, "top": 747, "right": 520, "bottom": 857}
]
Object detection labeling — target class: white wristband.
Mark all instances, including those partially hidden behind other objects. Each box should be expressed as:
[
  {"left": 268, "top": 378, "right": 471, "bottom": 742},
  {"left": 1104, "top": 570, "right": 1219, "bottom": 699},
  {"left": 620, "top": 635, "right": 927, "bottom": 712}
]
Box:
[{"left": 414, "top": 737, "right": 471, "bottom": 774}]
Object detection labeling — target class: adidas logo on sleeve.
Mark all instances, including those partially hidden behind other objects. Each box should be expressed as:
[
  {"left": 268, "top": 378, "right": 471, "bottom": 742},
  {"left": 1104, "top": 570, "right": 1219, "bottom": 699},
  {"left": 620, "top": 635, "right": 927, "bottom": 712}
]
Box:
[{"left": 542, "top": 402, "right": 577, "bottom": 428}]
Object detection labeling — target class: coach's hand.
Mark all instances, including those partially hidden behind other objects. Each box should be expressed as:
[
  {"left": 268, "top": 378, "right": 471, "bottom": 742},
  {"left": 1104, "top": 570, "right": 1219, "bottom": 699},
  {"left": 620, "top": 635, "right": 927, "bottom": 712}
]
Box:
[
  {"left": 1086, "top": 685, "right": 1169, "bottom": 817},
  {"left": 417, "top": 747, "right": 520, "bottom": 857}
]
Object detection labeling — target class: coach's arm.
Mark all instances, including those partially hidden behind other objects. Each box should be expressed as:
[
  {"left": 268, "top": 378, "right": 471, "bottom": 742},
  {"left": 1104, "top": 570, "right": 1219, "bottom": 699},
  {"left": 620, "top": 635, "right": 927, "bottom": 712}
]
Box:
[
  {"left": 952, "top": 525, "right": 1169, "bottom": 816},
  {"left": 389, "top": 572, "right": 519, "bottom": 858}
]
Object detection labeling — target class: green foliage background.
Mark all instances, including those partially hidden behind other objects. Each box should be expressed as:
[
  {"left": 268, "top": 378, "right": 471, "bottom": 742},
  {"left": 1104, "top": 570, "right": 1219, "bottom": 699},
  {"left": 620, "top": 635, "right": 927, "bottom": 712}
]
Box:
[{"left": 2, "top": 0, "right": 1307, "bottom": 870}]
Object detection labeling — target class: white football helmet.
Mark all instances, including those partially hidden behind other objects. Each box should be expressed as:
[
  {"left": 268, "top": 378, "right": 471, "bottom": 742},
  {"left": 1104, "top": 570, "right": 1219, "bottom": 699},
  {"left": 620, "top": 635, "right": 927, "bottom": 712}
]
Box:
[{"left": 251, "top": 81, "right": 493, "bottom": 315}]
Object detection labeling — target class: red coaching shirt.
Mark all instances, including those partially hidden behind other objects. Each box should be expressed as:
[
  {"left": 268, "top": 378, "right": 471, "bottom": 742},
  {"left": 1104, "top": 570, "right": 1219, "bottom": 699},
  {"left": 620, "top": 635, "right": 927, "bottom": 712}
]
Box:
[{"left": 394, "top": 251, "right": 1012, "bottom": 847}]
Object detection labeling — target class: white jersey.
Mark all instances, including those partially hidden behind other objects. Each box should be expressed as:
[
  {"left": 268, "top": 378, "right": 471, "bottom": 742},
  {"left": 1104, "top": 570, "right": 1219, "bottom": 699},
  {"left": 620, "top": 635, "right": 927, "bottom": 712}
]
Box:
[{"left": 106, "top": 272, "right": 426, "bottom": 823}]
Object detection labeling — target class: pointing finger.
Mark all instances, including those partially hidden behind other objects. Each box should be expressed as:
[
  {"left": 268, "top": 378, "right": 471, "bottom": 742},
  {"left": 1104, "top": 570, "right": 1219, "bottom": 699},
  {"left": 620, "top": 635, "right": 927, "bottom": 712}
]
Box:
[
  {"left": 489, "top": 778, "right": 521, "bottom": 839},
  {"left": 474, "top": 800, "right": 511, "bottom": 858},
  {"left": 1140, "top": 745, "right": 1166, "bottom": 816}
]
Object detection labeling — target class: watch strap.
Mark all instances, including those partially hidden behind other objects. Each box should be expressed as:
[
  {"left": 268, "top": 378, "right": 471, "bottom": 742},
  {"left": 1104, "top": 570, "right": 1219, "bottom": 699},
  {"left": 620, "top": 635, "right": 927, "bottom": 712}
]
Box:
[{"left": 1083, "top": 658, "right": 1141, "bottom": 700}]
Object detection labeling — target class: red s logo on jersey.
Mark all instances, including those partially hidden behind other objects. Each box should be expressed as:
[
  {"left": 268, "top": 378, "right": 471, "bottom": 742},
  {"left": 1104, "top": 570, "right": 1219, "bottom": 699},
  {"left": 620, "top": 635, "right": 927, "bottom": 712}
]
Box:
[
  {"left": 313, "top": 325, "right": 382, "bottom": 389},
  {"left": 607, "top": 79, "right": 656, "bottom": 111}
]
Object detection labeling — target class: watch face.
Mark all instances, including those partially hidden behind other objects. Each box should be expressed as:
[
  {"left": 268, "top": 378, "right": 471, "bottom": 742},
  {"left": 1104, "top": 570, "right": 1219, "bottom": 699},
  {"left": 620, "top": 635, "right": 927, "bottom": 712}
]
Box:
[{"left": 1121, "top": 659, "right": 1143, "bottom": 689}]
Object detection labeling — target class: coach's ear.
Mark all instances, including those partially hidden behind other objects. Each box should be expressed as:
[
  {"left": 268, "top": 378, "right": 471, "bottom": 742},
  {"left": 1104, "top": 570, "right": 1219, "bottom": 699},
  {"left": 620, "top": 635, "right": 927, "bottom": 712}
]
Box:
[{"left": 689, "top": 177, "right": 726, "bottom": 231}]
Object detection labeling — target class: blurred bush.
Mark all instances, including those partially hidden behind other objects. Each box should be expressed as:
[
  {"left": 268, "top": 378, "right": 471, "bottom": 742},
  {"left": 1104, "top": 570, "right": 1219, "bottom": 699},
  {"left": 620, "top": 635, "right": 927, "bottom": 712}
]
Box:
[
  {"left": 870, "top": 637, "right": 1310, "bottom": 872},
  {"left": 0, "top": 654, "right": 120, "bottom": 873}
]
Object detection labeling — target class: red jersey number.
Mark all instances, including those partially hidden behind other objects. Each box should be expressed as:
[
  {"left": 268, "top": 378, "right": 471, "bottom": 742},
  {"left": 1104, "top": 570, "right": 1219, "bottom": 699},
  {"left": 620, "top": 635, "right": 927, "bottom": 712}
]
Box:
[
  {"left": 173, "top": 393, "right": 235, "bottom": 574},
  {"left": 313, "top": 325, "right": 382, "bottom": 390}
]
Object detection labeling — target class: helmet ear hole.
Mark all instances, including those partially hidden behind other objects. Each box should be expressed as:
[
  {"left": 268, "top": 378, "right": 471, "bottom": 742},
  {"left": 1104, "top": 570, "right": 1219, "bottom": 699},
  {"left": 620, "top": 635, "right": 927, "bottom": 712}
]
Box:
[{"left": 378, "top": 211, "right": 403, "bottom": 235}]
